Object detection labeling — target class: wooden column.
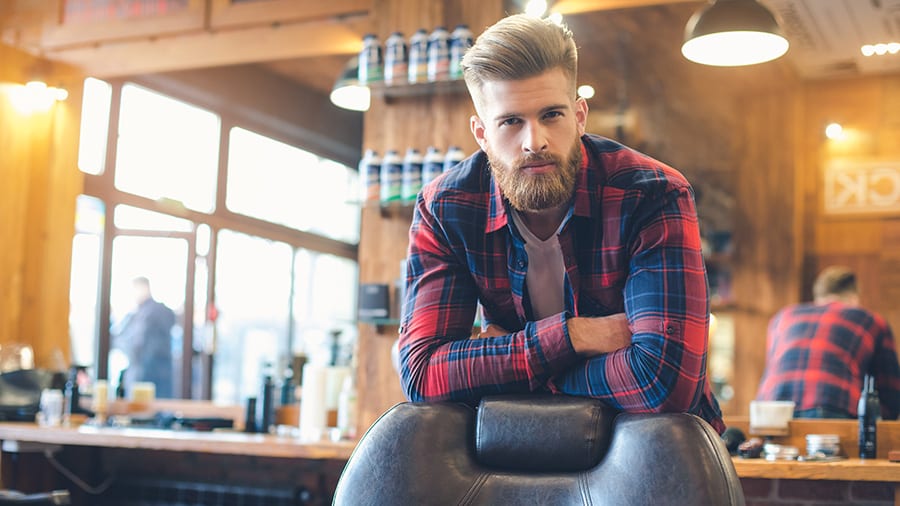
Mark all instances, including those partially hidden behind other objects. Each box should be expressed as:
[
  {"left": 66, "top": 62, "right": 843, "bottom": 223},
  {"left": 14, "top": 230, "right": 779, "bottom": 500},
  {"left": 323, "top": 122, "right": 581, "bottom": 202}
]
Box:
[{"left": 0, "top": 43, "right": 84, "bottom": 369}]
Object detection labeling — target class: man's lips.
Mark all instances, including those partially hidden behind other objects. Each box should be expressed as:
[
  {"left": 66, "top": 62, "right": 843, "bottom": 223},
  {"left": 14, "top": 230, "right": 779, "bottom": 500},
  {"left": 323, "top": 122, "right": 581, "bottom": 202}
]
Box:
[{"left": 521, "top": 161, "right": 556, "bottom": 174}]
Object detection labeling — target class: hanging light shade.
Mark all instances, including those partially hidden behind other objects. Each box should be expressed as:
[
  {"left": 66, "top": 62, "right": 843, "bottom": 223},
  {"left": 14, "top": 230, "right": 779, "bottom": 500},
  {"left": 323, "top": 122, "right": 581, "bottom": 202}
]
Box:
[
  {"left": 330, "top": 56, "right": 370, "bottom": 112},
  {"left": 681, "top": 0, "right": 789, "bottom": 67}
]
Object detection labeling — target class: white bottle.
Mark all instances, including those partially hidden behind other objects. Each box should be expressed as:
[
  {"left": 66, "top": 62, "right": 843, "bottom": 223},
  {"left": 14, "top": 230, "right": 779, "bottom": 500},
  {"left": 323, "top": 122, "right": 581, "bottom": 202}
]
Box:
[
  {"left": 422, "top": 146, "right": 445, "bottom": 187},
  {"left": 384, "top": 32, "right": 408, "bottom": 86},
  {"left": 408, "top": 29, "right": 429, "bottom": 84},
  {"left": 380, "top": 149, "right": 403, "bottom": 203},
  {"left": 336, "top": 375, "right": 358, "bottom": 439},
  {"left": 401, "top": 148, "right": 424, "bottom": 204},
  {"left": 427, "top": 27, "right": 451, "bottom": 82},
  {"left": 443, "top": 145, "right": 465, "bottom": 173},
  {"left": 359, "top": 149, "right": 381, "bottom": 203},
  {"left": 449, "top": 24, "right": 473, "bottom": 80}
]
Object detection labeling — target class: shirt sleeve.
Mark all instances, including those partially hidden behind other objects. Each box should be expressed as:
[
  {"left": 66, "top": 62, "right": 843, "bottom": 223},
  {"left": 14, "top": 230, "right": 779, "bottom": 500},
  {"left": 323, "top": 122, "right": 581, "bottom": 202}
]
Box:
[
  {"left": 398, "top": 194, "right": 581, "bottom": 403},
  {"left": 874, "top": 321, "right": 900, "bottom": 420},
  {"left": 548, "top": 186, "right": 713, "bottom": 415}
]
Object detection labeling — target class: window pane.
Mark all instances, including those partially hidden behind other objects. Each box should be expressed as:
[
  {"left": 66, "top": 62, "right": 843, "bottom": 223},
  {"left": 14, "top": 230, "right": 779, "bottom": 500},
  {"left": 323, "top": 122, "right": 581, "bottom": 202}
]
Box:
[
  {"left": 114, "top": 204, "right": 193, "bottom": 232},
  {"left": 293, "top": 251, "right": 358, "bottom": 365},
  {"left": 226, "top": 127, "right": 360, "bottom": 242},
  {"left": 213, "top": 230, "right": 292, "bottom": 405},
  {"left": 69, "top": 196, "right": 106, "bottom": 368},
  {"left": 114, "top": 84, "right": 220, "bottom": 213},
  {"left": 109, "top": 236, "right": 188, "bottom": 399},
  {"left": 78, "top": 78, "right": 111, "bottom": 175}
]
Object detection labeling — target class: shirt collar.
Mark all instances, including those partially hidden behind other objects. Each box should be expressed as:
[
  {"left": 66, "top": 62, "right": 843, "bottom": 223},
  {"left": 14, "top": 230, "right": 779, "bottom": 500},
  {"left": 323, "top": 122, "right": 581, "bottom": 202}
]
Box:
[{"left": 485, "top": 139, "right": 593, "bottom": 234}]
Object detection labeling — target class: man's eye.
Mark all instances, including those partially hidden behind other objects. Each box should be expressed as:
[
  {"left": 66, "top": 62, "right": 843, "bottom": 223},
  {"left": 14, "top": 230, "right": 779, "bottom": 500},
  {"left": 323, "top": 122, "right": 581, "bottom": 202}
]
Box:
[
  {"left": 500, "top": 118, "right": 521, "bottom": 127},
  {"left": 543, "top": 111, "right": 563, "bottom": 120}
]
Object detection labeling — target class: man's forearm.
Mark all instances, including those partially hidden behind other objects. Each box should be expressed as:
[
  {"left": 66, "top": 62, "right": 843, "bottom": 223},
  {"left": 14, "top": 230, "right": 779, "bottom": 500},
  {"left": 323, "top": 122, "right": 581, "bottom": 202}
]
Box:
[{"left": 566, "top": 313, "right": 632, "bottom": 356}]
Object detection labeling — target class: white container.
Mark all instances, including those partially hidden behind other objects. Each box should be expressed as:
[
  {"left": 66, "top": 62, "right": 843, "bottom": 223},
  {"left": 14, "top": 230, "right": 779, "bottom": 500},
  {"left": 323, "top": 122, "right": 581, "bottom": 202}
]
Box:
[
  {"left": 38, "top": 389, "right": 63, "bottom": 427},
  {"left": 749, "top": 400, "right": 795, "bottom": 434}
]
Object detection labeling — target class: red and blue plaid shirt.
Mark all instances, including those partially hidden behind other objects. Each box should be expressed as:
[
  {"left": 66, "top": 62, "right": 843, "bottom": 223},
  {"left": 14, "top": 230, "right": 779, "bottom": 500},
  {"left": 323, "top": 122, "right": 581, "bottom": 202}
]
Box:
[
  {"left": 399, "top": 134, "right": 724, "bottom": 433},
  {"left": 756, "top": 301, "right": 900, "bottom": 419}
]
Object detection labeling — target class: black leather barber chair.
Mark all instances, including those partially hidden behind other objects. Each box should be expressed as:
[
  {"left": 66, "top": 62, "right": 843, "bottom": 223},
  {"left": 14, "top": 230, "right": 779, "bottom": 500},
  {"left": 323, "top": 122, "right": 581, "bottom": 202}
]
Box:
[{"left": 334, "top": 395, "right": 745, "bottom": 506}]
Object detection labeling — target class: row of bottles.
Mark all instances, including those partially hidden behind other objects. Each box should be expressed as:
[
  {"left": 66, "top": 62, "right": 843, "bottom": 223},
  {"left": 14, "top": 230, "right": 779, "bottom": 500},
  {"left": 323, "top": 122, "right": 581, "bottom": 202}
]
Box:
[
  {"left": 359, "top": 25, "right": 474, "bottom": 86},
  {"left": 360, "top": 146, "right": 465, "bottom": 204}
]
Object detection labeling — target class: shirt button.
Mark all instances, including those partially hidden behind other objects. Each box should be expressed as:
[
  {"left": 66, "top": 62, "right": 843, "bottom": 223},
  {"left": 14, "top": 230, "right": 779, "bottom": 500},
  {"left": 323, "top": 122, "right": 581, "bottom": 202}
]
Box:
[
  {"left": 517, "top": 260, "right": 525, "bottom": 268},
  {"left": 665, "top": 325, "right": 676, "bottom": 335}
]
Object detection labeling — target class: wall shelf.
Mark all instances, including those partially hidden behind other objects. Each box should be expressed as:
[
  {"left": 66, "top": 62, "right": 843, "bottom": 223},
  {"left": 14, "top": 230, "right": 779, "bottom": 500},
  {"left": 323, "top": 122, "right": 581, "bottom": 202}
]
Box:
[{"left": 370, "top": 80, "right": 469, "bottom": 101}]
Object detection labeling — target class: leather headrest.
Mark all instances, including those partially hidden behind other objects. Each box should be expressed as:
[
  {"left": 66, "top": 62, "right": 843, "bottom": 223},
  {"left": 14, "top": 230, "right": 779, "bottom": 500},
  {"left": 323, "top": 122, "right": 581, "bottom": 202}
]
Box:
[{"left": 475, "top": 394, "right": 617, "bottom": 472}]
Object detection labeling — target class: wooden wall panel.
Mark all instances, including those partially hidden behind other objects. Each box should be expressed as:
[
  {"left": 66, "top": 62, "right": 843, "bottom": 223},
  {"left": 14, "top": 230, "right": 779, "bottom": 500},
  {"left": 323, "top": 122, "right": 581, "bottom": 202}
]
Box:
[{"left": 0, "top": 43, "right": 84, "bottom": 369}]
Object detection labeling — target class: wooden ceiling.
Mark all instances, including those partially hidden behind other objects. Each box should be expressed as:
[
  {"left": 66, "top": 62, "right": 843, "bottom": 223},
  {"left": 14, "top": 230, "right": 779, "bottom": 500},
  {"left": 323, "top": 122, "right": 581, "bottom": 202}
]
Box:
[{"left": 2, "top": 0, "right": 898, "bottom": 99}]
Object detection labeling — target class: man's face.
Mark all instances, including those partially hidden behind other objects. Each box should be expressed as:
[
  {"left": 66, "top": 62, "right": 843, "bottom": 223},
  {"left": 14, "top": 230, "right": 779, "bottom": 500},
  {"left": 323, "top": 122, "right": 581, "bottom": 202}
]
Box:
[{"left": 470, "top": 68, "right": 588, "bottom": 212}]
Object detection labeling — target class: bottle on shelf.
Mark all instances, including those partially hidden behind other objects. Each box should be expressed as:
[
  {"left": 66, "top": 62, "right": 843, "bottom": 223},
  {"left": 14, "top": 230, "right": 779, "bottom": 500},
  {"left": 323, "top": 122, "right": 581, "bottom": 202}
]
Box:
[
  {"left": 336, "top": 374, "right": 358, "bottom": 440},
  {"left": 359, "top": 149, "right": 381, "bottom": 203},
  {"left": 384, "top": 31, "right": 408, "bottom": 86},
  {"left": 358, "top": 34, "right": 383, "bottom": 85},
  {"left": 443, "top": 145, "right": 465, "bottom": 173},
  {"left": 257, "top": 369, "right": 276, "bottom": 434},
  {"left": 449, "top": 24, "right": 473, "bottom": 80},
  {"left": 380, "top": 149, "right": 403, "bottom": 204},
  {"left": 858, "top": 374, "right": 879, "bottom": 458},
  {"left": 422, "top": 146, "right": 444, "bottom": 187},
  {"left": 401, "top": 148, "right": 424, "bottom": 204},
  {"left": 427, "top": 27, "right": 451, "bottom": 82},
  {"left": 408, "top": 29, "right": 429, "bottom": 84}
]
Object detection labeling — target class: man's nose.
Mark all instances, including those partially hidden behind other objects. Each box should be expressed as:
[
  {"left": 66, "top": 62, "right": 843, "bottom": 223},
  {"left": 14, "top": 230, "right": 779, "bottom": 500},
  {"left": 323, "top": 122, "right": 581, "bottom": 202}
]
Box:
[{"left": 521, "top": 121, "right": 548, "bottom": 153}]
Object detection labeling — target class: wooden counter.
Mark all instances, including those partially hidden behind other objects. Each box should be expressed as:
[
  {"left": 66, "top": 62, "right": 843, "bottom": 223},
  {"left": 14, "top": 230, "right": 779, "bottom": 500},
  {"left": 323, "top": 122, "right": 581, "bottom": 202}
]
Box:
[
  {"left": 733, "top": 457, "right": 900, "bottom": 482},
  {"left": 0, "top": 422, "right": 356, "bottom": 460}
]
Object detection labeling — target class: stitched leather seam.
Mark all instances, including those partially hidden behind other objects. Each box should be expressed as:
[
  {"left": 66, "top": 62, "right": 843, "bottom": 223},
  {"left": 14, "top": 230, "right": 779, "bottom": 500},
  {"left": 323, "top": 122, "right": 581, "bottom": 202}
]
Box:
[
  {"left": 457, "top": 472, "right": 490, "bottom": 506},
  {"left": 692, "top": 414, "right": 740, "bottom": 505},
  {"left": 579, "top": 472, "right": 592, "bottom": 506}
]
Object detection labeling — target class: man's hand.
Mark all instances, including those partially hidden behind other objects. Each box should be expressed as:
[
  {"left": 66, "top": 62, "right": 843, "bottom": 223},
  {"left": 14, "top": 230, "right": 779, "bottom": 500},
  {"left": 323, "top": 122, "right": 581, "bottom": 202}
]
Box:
[
  {"left": 567, "top": 313, "right": 631, "bottom": 357},
  {"left": 478, "top": 323, "right": 509, "bottom": 339}
]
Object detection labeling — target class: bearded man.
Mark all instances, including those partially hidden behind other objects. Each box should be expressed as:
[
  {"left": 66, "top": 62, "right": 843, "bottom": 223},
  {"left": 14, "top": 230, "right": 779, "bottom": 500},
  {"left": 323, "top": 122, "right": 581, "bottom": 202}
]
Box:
[{"left": 397, "top": 13, "right": 723, "bottom": 433}]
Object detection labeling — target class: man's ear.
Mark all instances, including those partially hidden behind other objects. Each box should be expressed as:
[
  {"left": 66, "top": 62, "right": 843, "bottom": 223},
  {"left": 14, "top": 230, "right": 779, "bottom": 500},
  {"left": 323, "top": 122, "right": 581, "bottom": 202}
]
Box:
[
  {"left": 470, "top": 115, "right": 487, "bottom": 150},
  {"left": 575, "top": 96, "right": 589, "bottom": 136}
]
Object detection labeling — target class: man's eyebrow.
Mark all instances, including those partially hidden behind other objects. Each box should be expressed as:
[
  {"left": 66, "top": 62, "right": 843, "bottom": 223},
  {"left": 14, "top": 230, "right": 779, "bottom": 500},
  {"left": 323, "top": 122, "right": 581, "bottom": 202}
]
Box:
[{"left": 491, "top": 104, "right": 569, "bottom": 123}]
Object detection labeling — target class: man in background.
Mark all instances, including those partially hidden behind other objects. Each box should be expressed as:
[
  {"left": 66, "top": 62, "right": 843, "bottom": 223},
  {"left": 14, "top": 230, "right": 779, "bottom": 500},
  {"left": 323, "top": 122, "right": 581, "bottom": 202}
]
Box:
[
  {"left": 756, "top": 266, "right": 900, "bottom": 419},
  {"left": 113, "top": 276, "right": 175, "bottom": 398}
]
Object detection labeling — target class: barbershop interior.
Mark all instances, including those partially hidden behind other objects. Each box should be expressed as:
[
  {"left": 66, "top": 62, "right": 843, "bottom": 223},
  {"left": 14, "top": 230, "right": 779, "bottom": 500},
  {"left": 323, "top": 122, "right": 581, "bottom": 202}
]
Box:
[{"left": 2, "top": 0, "right": 900, "bottom": 505}]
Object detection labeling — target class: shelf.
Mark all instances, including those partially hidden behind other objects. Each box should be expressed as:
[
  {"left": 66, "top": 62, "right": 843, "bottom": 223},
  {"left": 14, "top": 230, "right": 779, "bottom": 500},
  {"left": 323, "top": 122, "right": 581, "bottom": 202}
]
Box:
[{"left": 369, "top": 80, "right": 469, "bottom": 101}]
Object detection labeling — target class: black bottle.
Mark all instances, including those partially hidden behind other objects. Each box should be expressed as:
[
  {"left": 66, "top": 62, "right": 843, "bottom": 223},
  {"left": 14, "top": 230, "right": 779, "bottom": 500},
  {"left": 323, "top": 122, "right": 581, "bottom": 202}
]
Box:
[
  {"left": 858, "top": 374, "right": 879, "bottom": 459},
  {"left": 258, "top": 374, "right": 275, "bottom": 433}
]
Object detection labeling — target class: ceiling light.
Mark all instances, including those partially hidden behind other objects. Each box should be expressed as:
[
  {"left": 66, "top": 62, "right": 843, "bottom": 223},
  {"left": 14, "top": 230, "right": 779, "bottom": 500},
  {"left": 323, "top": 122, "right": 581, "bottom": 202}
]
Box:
[
  {"left": 577, "top": 85, "right": 595, "bottom": 99},
  {"left": 330, "top": 56, "right": 370, "bottom": 112},
  {"left": 825, "top": 122, "right": 844, "bottom": 141},
  {"left": 524, "top": 0, "right": 548, "bottom": 17},
  {"left": 681, "top": 0, "right": 789, "bottom": 67}
]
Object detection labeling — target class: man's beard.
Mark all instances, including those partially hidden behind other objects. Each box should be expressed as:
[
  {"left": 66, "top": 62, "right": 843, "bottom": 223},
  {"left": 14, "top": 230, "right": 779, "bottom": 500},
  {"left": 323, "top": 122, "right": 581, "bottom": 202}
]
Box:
[{"left": 488, "top": 138, "right": 582, "bottom": 212}]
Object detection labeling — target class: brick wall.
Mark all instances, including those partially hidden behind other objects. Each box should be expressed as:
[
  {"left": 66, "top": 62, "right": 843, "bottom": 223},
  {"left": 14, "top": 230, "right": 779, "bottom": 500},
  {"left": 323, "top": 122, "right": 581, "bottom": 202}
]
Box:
[{"left": 742, "top": 478, "right": 895, "bottom": 506}]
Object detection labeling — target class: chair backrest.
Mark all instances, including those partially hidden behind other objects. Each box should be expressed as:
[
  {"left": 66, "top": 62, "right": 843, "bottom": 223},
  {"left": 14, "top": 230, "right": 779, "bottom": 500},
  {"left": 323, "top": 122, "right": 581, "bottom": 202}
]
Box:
[{"left": 334, "top": 394, "right": 745, "bottom": 506}]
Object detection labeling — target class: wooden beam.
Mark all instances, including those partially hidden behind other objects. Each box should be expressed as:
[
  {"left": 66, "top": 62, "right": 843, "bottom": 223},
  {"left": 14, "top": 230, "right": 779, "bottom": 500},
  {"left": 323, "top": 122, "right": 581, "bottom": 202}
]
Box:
[
  {"left": 552, "top": 0, "right": 699, "bottom": 15},
  {"left": 43, "top": 17, "right": 366, "bottom": 78}
]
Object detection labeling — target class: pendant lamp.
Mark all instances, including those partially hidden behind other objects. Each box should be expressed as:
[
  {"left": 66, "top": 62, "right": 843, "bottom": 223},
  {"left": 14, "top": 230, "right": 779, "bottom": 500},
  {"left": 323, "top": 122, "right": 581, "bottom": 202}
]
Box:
[
  {"left": 330, "top": 56, "right": 370, "bottom": 112},
  {"left": 681, "top": 0, "right": 789, "bottom": 67}
]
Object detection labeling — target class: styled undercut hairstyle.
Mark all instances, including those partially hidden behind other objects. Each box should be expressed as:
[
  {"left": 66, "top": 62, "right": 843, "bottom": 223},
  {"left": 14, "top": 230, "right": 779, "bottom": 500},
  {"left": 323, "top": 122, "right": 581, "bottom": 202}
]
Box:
[
  {"left": 812, "top": 266, "right": 858, "bottom": 300},
  {"left": 461, "top": 14, "right": 578, "bottom": 106}
]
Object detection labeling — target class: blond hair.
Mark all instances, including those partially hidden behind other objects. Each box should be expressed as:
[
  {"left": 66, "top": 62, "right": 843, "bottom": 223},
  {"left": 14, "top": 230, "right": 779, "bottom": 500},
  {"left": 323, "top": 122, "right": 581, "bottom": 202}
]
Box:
[
  {"left": 812, "top": 266, "right": 858, "bottom": 301},
  {"left": 462, "top": 14, "right": 578, "bottom": 105}
]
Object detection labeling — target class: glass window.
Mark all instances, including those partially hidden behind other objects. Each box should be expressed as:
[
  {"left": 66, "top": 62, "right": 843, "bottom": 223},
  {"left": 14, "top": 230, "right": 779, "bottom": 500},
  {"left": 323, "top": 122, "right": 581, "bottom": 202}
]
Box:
[
  {"left": 108, "top": 236, "right": 188, "bottom": 399},
  {"left": 293, "top": 251, "right": 359, "bottom": 366},
  {"left": 77, "top": 78, "right": 111, "bottom": 175},
  {"left": 212, "top": 229, "right": 292, "bottom": 404},
  {"left": 114, "top": 84, "right": 220, "bottom": 213},
  {"left": 226, "top": 127, "right": 360, "bottom": 242},
  {"left": 114, "top": 204, "right": 193, "bottom": 232},
  {"left": 69, "top": 195, "right": 106, "bottom": 368}
]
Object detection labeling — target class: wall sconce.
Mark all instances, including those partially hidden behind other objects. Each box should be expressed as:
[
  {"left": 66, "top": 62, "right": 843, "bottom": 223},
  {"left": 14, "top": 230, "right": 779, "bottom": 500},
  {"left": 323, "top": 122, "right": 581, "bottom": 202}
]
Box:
[
  {"left": 3, "top": 59, "right": 69, "bottom": 114},
  {"left": 330, "top": 56, "right": 370, "bottom": 112},
  {"left": 681, "top": 0, "right": 789, "bottom": 67}
]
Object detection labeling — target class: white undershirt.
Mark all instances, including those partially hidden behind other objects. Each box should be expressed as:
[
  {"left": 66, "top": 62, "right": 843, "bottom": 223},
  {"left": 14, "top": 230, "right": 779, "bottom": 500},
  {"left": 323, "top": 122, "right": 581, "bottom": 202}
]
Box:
[{"left": 511, "top": 210, "right": 566, "bottom": 320}]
